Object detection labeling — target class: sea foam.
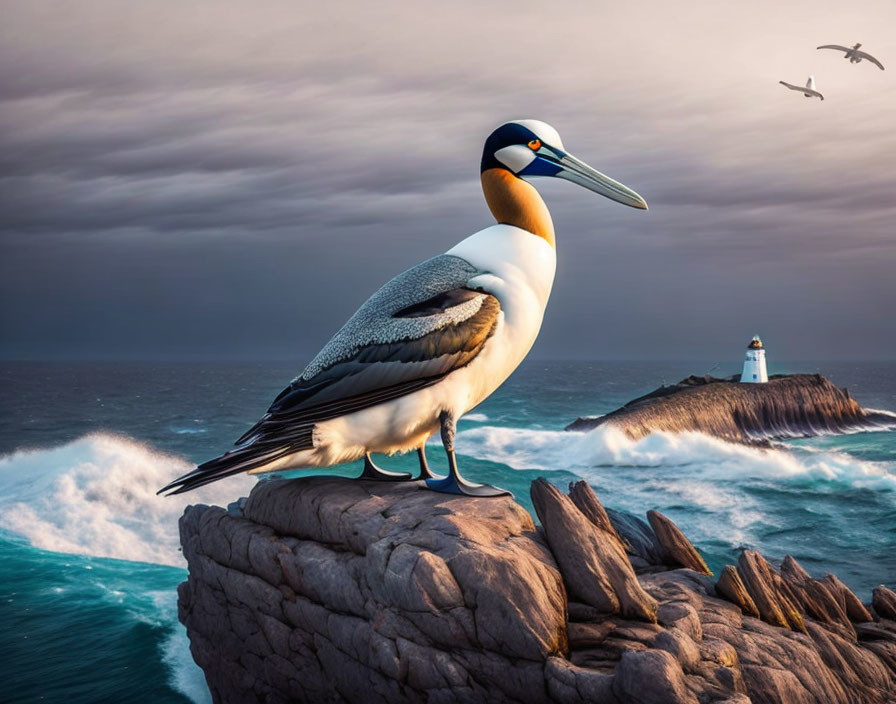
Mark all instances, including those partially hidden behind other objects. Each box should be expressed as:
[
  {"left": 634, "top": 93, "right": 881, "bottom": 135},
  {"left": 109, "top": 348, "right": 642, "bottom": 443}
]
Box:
[
  {"left": 456, "top": 424, "right": 895, "bottom": 548},
  {"left": 151, "top": 590, "right": 213, "bottom": 704},
  {"left": 0, "top": 432, "right": 255, "bottom": 568},
  {"left": 457, "top": 424, "right": 896, "bottom": 489},
  {"left": 461, "top": 412, "right": 490, "bottom": 422}
]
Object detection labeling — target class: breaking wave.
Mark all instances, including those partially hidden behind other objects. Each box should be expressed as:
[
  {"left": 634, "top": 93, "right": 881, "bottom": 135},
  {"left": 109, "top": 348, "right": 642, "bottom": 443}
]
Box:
[
  {"left": 0, "top": 434, "right": 232, "bottom": 704},
  {"left": 457, "top": 424, "right": 896, "bottom": 490},
  {"left": 457, "top": 424, "right": 895, "bottom": 550},
  {"left": 0, "top": 432, "right": 256, "bottom": 568}
]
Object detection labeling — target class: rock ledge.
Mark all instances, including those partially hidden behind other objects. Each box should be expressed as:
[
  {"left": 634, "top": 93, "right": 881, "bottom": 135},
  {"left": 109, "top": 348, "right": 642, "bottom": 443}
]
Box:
[{"left": 178, "top": 476, "right": 896, "bottom": 703}]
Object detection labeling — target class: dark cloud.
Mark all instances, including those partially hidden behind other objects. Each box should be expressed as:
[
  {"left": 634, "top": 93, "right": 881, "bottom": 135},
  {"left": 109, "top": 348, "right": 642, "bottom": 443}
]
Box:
[{"left": 1, "top": 0, "right": 895, "bottom": 362}]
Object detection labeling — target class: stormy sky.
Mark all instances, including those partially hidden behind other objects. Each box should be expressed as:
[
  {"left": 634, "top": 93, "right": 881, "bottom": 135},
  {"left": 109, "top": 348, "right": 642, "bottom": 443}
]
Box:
[{"left": 2, "top": 0, "right": 895, "bottom": 362}]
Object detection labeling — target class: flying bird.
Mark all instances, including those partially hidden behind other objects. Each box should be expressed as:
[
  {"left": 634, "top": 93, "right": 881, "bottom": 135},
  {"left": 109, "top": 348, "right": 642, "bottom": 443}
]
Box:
[
  {"left": 780, "top": 76, "right": 825, "bottom": 100},
  {"left": 159, "top": 120, "right": 647, "bottom": 498},
  {"left": 817, "top": 43, "right": 885, "bottom": 70}
]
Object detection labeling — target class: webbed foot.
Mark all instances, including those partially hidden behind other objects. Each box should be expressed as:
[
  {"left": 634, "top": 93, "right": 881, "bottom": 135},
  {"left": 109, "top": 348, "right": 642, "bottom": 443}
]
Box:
[
  {"left": 414, "top": 446, "right": 445, "bottom": 481},
  {"left": 357, "top": 452, "right": 413, "bottom": 481},
  {"left": 425, "top": 470, "right": 511, "bottom": 497},
  {"left": 424, "top": 411, "right": 511, "bottom": 497}
]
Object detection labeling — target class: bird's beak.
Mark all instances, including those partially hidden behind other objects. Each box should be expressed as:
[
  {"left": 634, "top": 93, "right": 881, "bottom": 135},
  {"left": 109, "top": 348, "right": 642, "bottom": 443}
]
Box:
[{"left": 552, "top": 150, "right": 648, "bottom": 210}]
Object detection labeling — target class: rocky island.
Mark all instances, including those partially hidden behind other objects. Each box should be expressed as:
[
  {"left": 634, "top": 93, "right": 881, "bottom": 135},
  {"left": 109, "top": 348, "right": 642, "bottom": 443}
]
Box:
[
  {"left": 177, "top": 476, "right": 896, "bottom": 703},
  {"left": 565, "top": 373, "right": 896, "bottom": 444}
]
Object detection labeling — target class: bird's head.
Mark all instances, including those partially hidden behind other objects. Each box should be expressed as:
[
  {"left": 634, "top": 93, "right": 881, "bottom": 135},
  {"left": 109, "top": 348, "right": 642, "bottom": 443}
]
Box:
[{"left": 480, "top": 119, "right": 647, "bottom": 210}]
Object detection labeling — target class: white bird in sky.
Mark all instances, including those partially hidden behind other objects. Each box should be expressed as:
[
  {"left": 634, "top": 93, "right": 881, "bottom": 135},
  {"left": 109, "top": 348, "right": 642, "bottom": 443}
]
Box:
[
  {"left": 159, "top": 120, "right": 647, "bottom": 497},
  {"left": 817, "top": 43, "right": 885, "bottom": 70},
  {"left": 780, "top": 76, "right": 825, "bottom": 101}
]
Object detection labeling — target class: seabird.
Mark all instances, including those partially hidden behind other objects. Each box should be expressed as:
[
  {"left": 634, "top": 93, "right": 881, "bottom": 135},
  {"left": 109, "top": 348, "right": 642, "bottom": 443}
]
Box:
[
  {"left": 779, "top": 76, "right": 825, "bottom": 100},
  {"left": 817, "top": 43, "right": 885, "bottom": 70},
  {"left": 159, "top": 120, "right": 647, "bottom": 497}
]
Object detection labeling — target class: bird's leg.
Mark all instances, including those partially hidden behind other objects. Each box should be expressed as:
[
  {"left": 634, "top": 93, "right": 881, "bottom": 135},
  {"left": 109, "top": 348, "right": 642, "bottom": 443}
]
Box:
[
  {"left": 414, "top": 445, "right": 444, "bottom": 481},
  {"left": 425, "top": 411, "right": 511, "bottom": 497},
  {"left": 358, "top": 452, "right": 413, "bottom": 481}
]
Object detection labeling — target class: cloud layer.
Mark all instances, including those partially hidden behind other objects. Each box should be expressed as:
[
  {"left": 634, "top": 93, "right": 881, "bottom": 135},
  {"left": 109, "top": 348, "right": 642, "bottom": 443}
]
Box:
[{"left": 2, "top": 0, "right": 895, "bottom": 361}]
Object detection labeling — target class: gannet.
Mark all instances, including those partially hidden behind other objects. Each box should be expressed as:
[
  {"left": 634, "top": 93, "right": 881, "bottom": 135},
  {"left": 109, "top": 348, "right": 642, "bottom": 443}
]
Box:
[
  {"left": 779, "top": 76, "right": 825, "bottom": 100},
  {"left": 817, "top": 43, "right": 885, "bottom": 70},
  {"left": 159, "top": 120, "right": 647, "bottom": 497}
]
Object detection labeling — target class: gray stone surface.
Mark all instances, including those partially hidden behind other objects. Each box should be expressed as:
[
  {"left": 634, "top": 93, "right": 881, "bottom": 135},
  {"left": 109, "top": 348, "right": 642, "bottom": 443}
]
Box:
[
  {"left": 873, "top": 585, "right": 896, "bottom": 621},
  {"left": 613, "top": 649, "right": 698, "bottom": 704},
  {"left": 737, "top": 550, "right": 805, "bottom": 632},
  {"left": 606, "top": 506, "right": 664, "bottom": 567},
  {"left": 824, "top": 573, "right": 873, "bottom": 623},
  {"left": 568, "top": 480, "right": 629, "bottom": 550},
  {"left": 780, "top": 555, "right": 855, "bottom": 638},
  {"left": 178, "top": 476, "right": 896, "bottom": 704},
  {"left": 647, "top": 509, "right": 712, "bottom": 575},
  {"left": 531, "top": 478, "right": 657, "bottom": 622},
  {"left": 717, "top": 565, "right": 760, "bottom": 619}
]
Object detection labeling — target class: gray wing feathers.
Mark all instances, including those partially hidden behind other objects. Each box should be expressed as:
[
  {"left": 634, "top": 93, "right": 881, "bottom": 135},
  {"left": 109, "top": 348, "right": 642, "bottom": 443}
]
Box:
[
  {"left": 816, "top": 45, "right": 885, "bottom": 69},
  {"left": 233, "top": 255, "right": 501, "bottom": 440},
  {"left": 300, "top": 254, "right": 481, "bottom": 380},
  {"left": 292, "top": 327, "right": 488, "bottom": 408},
  {"left": 274, "top": 252, "right": 501, "bottom": 415},
  {"left": 857, "top": 51, "right": 885, "bottom": 70},
  {"left": 779, "top": 81, "right": 823, "bottom": 99}
]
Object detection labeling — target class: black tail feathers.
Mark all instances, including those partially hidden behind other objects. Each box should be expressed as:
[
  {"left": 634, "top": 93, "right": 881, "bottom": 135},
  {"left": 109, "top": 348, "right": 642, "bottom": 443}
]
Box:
[{"left": 157, "top": 442, "right": 292, "bottom": 496}]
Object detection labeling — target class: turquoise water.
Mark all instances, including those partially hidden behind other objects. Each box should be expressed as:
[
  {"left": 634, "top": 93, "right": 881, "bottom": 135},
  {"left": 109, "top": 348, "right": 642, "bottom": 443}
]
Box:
[
  {"left": 1, "top": 534, "right": 202, "bottom": 703},
  {"left": 1, "top": 360, "right": 895, "bottom": 702}
]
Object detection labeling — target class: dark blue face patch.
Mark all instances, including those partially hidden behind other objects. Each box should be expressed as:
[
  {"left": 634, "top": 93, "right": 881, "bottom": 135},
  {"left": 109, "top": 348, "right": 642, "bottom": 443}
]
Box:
[
  {"left": 480, "top": 123, "right": 540, "bottom": 173},
  {"left": 518, "top": 156, "right": 563, "bottom": 177}
]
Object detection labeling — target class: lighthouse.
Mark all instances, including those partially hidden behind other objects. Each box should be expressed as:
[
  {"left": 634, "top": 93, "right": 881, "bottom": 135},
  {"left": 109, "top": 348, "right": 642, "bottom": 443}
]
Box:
[{"left": 741, "top": 335, "right": 768, "bottom": 383}]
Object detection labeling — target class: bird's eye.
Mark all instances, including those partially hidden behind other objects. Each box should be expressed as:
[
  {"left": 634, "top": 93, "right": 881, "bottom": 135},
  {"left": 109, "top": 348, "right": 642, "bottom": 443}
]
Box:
[{"left": 528, "top": 139, "right": 541, "bottom": 151}]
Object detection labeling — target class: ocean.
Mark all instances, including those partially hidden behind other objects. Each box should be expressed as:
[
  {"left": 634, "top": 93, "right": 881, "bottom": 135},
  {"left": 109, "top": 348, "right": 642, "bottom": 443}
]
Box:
[{"left": 2, "top": 360, "right": 895, "bottom": 702}]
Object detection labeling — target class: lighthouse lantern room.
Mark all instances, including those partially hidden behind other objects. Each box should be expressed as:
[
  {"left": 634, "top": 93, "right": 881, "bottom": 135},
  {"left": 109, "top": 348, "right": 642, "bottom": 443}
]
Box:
[{"left": 741, "top": 335, "right": 768, "bottom": 383}]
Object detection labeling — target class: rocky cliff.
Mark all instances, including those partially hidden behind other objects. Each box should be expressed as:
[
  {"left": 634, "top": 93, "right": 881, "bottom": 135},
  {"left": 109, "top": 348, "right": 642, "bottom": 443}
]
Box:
[
  {"left": 178, "top": 476, "right": 896, "bottom": 703},
  {"left": 565, "top": 373, "right": 896, "bottom": 443}
]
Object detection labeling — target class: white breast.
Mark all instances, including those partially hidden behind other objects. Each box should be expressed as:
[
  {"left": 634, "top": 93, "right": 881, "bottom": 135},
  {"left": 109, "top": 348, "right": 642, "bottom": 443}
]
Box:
[
  {"left": 441, "top": 223, "right": 557, "bottom": 408},
  {"left": 448, "top": 223, "right": 555, "bottom": 371}
]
